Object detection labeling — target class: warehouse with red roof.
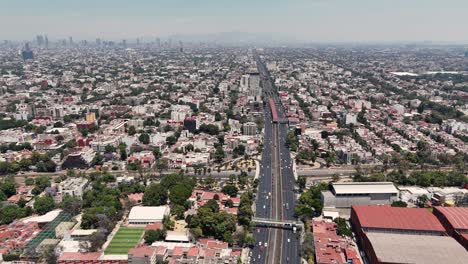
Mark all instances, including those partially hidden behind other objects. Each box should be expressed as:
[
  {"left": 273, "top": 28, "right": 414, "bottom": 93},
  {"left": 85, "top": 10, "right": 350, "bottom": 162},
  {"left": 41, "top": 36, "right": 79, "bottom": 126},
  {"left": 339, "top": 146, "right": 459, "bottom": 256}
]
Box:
[
  {"left": 351, "top": 205, "right": 446, "bottom": 235},
  {"left": 433, "top": 206, "right": 468, "bottom": 249},
  {"left": 350, "top": 205, "right": 468, "bottom": 264}
]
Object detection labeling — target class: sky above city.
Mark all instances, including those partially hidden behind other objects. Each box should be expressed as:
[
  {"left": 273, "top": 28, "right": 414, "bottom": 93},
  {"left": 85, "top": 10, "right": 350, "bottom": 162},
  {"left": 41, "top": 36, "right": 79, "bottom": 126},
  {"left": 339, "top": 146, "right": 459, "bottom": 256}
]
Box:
[{"left": 1, "top": 0, "right": 467, "bottom": 43}]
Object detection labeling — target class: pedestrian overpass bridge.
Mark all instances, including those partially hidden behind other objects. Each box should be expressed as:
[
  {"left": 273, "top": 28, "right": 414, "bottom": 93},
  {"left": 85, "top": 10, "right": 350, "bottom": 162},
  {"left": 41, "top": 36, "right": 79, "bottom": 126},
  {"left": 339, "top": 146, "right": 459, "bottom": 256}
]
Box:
[{"left": 252, "top": 217, "right": 304, "bottom": 230}]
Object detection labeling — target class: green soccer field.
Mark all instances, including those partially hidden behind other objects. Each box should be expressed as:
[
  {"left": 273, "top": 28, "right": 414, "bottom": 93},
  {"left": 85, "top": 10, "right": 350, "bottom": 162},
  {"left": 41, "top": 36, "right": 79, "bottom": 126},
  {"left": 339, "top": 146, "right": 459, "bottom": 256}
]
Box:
[{"left": 104, "top": 227, "right": 145, "bottom": 255}]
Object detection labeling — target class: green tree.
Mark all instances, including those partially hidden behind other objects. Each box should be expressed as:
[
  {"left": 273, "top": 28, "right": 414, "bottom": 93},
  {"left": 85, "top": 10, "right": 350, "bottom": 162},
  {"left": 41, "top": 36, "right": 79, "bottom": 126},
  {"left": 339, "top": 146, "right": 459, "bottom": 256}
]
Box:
[
  {"left": 34, "top": 176, "right": 51, "bottom": 192},
  {"left": 169, "top": 184, "right": 192, "bottom": 206},
  {"left": 60, "top": 195, "right": 83, "bottom": 216},
  {"left": 213, "top": 147, "right": 225, "bottom": 163},
  {"left": 139, "top": 133, "right": 150, "bottom": 144},
  {"left": 391, "top": 201, "right": 408, "bottom": 207},
  {"left": 91, "top": 153, "right": 104, "bottom": 166},
  {"left": 166, "top": 136, "right": 177, "bottom": 146},
  {"left": 34, "top": 195, "right": 55, "bottom": 215},
  {"left": 163, "top": 215, "right": 175, "bottom": 230},
  {"left": 143, "top": 184, "right": 168, "bottom": 206},
  {"left": 222, "top": 184, "right": 239, "bottom": 197},
  {"left": 296, "top": 177, "right": 306, "bottom": 191},
  {"left": 172, "top": 204, "right": 186, "bottom": 220},
  {"left": 128, "top": 125, "right": 137, "bottom": 136},
  {"left": 416, "top": 194, "right": 429, "bottom": 208},
  {"left": 144, "top": 229, "right": 167, "bottom": 244},
  {"left": 334, "top": 217, "right": 353, "bottom": 237},
  {"left": 0, "top": 178, "right": 16, "bottom": 197}
]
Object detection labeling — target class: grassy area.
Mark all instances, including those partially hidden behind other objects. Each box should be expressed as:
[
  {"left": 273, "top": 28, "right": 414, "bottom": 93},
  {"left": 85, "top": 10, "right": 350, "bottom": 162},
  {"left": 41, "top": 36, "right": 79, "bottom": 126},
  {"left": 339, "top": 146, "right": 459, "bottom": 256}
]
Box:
[{"left": 104, "top": 227, "right": 144, "bottom": 255}]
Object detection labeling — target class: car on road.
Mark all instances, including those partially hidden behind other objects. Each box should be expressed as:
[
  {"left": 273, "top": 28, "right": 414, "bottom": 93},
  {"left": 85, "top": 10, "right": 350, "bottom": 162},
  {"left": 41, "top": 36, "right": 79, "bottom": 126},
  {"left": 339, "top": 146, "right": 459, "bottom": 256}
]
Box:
[
  {"left": 264, "top": 242, "right": 268, "bottom": 247},
  {"left": 258, "top": 241, "right": 262, "bottom": 246}
]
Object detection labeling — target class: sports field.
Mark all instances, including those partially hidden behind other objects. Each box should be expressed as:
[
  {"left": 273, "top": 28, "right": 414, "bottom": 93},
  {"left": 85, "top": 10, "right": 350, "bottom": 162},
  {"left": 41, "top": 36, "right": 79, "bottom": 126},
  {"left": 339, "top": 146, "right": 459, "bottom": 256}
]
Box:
[{"left": 104, "top": 227, "right": 144, "bottom": 255}]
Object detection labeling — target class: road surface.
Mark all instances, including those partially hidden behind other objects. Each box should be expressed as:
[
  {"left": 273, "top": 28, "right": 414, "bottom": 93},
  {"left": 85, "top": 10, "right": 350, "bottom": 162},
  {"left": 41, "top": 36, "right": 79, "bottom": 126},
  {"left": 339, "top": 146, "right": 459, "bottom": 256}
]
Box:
[{"left": 251, "top": 54, "right": 300, "bottom": 264}]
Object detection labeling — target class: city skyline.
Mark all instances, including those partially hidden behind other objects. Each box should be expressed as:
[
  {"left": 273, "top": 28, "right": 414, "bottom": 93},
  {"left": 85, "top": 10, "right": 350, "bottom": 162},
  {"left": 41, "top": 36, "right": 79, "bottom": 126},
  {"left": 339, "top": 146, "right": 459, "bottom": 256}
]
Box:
[{"left": 1, "top": 0, "right": 468, "bottom": 43}]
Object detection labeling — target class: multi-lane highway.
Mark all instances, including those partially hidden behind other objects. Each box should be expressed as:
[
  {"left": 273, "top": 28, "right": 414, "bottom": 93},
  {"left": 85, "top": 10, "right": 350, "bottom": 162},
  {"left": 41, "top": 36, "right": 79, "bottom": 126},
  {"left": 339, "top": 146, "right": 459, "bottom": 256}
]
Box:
[{"left": 251, "top": 55, "right": 300, "bottom": 264}]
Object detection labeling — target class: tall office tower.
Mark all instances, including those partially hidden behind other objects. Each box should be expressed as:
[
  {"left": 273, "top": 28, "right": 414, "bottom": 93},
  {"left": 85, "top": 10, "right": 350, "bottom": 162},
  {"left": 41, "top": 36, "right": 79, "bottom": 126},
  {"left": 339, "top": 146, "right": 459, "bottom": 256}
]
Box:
[
  {"left": 240, "top": 74, "right": 250, "bottom": 92},
  {"left": 136, "top": 38, "right": 140, "bottom": 46},
  {"left": 44, "top": 35, "right": 48, "bottom": 47},
  {"left": 36, "top": 35, "right": 44, "bottom": 46},
  {"left": 22, "top": 42, "right": 34, "bottom": 60},
  {"left": 69, "top": 36, "right": 73, "bottom": 45},
  {"left": 156, "top": 37, "right": 161, "bottom": 48},
  {"left": 248, "top": 72, "right": 261, "bottom": 101},
  {"left": 168, "top": 38, "right": 172, "bottom": 48},
  {"left": 179, "top": 41, "right": 183, "bottom": 52},
  {"left": 96, "top": 38, "right": 101, "bottom": 46},
  {"left": 122, "top": 39, "right": 127, "bottom": 48},
  {"left": 465, "top": 51, "right": 468, "bottom": 58}
]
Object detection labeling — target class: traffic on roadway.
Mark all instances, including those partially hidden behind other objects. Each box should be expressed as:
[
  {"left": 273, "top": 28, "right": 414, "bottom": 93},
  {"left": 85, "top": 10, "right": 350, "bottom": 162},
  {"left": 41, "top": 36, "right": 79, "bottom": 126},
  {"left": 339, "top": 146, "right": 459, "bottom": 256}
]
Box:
[{"left": 251, "top": 54, "right": 300, "bottom": 264}]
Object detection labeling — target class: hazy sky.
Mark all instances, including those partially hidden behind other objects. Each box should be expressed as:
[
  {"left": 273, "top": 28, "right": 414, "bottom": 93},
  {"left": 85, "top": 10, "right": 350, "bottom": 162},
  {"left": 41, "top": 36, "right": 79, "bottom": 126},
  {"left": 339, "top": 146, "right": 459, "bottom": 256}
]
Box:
[{"left": 1, "top": 0, "right": 467, "bottom": 42}]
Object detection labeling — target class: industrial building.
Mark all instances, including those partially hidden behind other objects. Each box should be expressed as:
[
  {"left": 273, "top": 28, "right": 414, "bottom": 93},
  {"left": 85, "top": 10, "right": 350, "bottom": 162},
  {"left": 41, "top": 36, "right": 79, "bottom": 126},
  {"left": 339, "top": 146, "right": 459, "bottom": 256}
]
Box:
[
  {"left": 128, "top": 206, "right": 170, "bottom": 225},
  {"left": 321, "top": 182, "right": 399, "bottom": 217},
  {"left": 350, "top": 205, "right": 468, "bottom": 264},
  {"left": 351, "top": 205, "right": 446, "bottom": 235},
  {"left": 363, "top": 232, "right": 467, "bottom": 264},
  {"left": 433, "top": 206, "right": 468, "bottom": 250}
]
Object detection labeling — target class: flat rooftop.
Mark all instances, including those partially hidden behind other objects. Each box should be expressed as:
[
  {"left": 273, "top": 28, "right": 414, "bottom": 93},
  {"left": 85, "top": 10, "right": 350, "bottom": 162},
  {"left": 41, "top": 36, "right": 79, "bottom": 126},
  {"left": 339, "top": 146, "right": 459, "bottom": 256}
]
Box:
[
  {"left": 128, "top": 206, "right": 170, "bottom": 221},
  {"left": 366, "top": 232, "right": 468, "bottom": 264},
  {"left": 332, "top": 182, "right": 398, "bottom": 195}
]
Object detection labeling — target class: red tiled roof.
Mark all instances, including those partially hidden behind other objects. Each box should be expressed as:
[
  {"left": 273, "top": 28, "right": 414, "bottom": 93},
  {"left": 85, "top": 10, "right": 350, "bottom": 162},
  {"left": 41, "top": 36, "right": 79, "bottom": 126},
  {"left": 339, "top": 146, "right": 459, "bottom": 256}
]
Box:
[
  {"left": 312, "top": 220, "right": 361, "bottom": 264},
  {"left": 128, "top": 193, "right": 144, "bottom": 202},
  {"left": 186, "top": 246, "right": 199, "bottom": 257},
  {"left": 145, "top": 222, "right": 162, "bottom": 230},
  {"left": 154, "top": 246, "right": 167, "bottom": 255},
  {"left": 198, "top": 238, "right": 228, "bottom": 249},
  {"left": 129, "top": 246, "right": 156, "bottom": 257},
  {"left": 58, "top": 252, "right": 101, "bottom": 261},
  {"left": 434, "top": 206, "right": 468, "bottom": 230},
  {"left": 172, "top": 246, "right": 184, "bottom": 256},
  {"left": 352, "top": 205, "right": 445, "bottom": 232}
]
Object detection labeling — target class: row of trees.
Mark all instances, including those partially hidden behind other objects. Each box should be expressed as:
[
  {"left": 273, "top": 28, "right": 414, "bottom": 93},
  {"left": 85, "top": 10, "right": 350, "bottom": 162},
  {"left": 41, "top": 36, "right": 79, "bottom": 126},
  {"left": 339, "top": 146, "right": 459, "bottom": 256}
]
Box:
[
  {"left": 187, "top": 199, "right": 237, "bottom": 243},
  {"left": 353, "top": 169, "right": 466, "bottom": 188},
  {"left": 294, "top": 182, "right": 329, "bottom": 221},
  {"left": 0, "top": 152, "right": 56, "bottom": 175},
  {"left": 0, "top": 176, "right": 56, "bottom": 225}
]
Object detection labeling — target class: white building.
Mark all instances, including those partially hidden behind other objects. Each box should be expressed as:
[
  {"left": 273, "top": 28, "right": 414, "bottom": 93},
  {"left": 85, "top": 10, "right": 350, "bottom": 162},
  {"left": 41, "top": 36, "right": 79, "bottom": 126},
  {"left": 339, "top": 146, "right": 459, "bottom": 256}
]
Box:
[
  {"left": 58, "top": 177, "right": 89, "bottom": 199},
  {"left": 242, "top": 122, "right": 257, "bottom": 136},
  {"left": 345, "top": 113, "right": 358, "bottom": 125},
  {"left": 89, "top": 136, "right": 121, "bottom": 152},
  {"left": 321, "top": 182, "right": 399, "bottom": 211},
  {"left": 171, "top": 105, "right": 192, "bottom": 122},
  {"left": 128, "top": 206, "right": 170, "bottom": 225}
]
